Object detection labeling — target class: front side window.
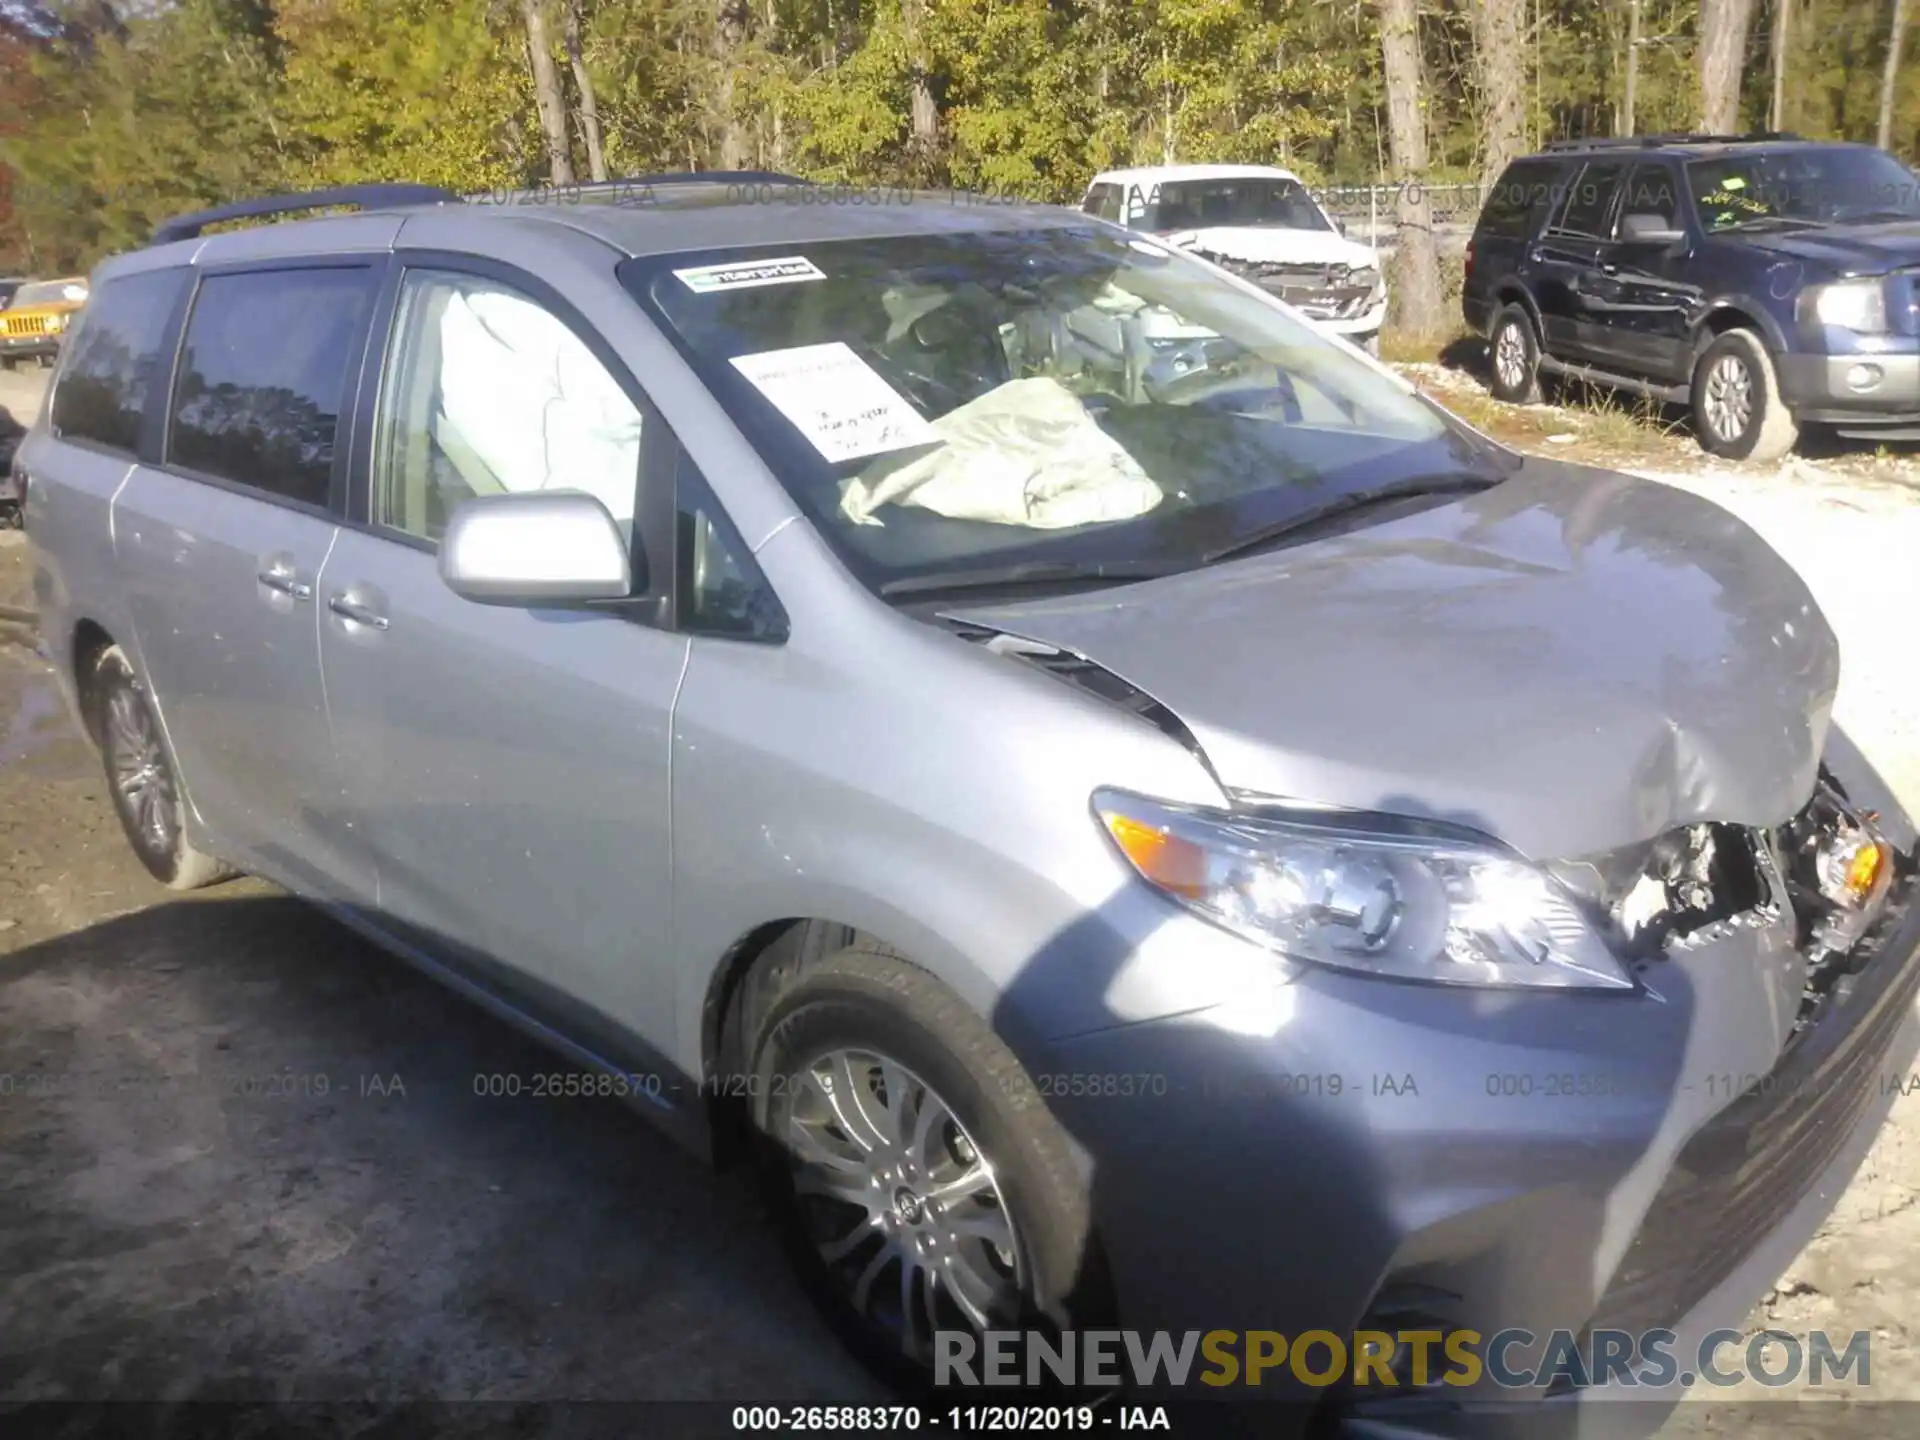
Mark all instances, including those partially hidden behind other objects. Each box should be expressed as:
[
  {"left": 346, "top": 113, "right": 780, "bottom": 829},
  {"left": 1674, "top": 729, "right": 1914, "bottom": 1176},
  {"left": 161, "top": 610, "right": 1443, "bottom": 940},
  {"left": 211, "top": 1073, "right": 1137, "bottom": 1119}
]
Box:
[
  {"left": 50, "top": 268, "right": 187, "bottom": 454},
  {"left": 1141, "top": 177, "right": 1332, "bottom": 234},
  {"left": 167, "top": 267, "right": 378, "bottom": 507},
  {"left": 1687, "top": 146, "right": 1920, "bottom": 232},
  {"left": 623, "top": 226, "right": 1487, "bottom": 596},
  {"left": 1617, "top": 164, "right": 1680, "bottom": 232},
  {"left": 371, "top": 270, "right": 645, "bottom": 545}
]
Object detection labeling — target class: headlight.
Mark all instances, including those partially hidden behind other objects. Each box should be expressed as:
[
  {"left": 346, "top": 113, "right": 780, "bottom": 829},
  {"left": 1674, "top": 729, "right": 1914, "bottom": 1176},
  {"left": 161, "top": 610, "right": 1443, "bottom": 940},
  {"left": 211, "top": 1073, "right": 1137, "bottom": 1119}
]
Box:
[
  {"left": 1351, "top": 266, "right": 1384, "bottom": 301},
  {"left": 45, "top": 314, "right": 64, "bottom": 332},
  {"left": 1808, "top": 279, "right": 1889, "bottom": 332},
  {"left": 1093, "top": 790, "right": 1635, "bottom": 991}
]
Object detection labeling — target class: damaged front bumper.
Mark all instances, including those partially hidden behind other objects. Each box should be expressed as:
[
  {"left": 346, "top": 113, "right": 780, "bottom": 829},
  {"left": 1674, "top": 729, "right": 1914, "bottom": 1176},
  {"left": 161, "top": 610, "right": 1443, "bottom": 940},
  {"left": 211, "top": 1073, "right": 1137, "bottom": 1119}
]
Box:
[{"left": 1031, "top": 752, "right": 1920, "bottom": 1438}]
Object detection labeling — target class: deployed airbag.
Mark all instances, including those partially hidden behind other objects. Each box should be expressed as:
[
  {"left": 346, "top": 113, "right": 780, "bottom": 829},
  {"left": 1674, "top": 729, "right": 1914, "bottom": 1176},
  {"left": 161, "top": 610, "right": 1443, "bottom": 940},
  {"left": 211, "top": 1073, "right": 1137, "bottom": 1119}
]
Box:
[{"left": 840, "top": 377, "right": 1163, "bottom": 530}]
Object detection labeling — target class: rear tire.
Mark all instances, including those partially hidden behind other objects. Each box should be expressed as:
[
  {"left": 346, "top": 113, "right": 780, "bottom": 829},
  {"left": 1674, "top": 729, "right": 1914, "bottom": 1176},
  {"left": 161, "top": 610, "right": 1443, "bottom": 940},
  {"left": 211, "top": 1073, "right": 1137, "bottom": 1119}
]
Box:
[
  {"left": 736, "top": 926, "right": 1109, "bottom": 1398},
  {"left": 90, "top": 645, "right": 235, "bottom": 890},
  {"left": 1690, "top": 329, "right": 1798, "bottom": 463},
  {"left": 1486, "top": 303, "right": 1543, "bottom": 404}
]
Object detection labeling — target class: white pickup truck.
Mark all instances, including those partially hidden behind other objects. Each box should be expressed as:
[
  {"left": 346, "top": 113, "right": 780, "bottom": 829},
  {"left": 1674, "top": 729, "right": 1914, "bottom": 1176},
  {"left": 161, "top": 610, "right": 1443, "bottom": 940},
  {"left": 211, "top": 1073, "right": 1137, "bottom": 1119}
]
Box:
[{"left": 1080, "top": 163, "right": 1388, "bottom": 355}]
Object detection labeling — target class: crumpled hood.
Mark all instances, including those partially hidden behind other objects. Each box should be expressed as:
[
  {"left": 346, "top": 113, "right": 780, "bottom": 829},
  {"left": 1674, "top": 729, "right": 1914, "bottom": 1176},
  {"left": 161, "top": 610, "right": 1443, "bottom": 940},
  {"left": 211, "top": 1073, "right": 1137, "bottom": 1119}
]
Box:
[
  {"left": 1163, "top": 226, "right": 1379, "bottom": 270},
  {"left": 950, "top": 459, "right": 1839, "bottom": 862},
  {"left": 1741, "top": 222, "right": 1920, "bottom": 274}
]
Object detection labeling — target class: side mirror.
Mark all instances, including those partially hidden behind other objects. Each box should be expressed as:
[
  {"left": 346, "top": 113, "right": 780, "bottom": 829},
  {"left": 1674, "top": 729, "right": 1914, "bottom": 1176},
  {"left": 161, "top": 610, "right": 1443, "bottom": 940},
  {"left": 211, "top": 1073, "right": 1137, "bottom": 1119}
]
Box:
[
  {"left": 1619, "top": 212, "right": 1687, "bottom": 246},
  {"left": 439, "top": 490, "right": 638, "bottom": 606},
  {"left": 1336, "top": 217, "right": 1349, "bottom": 236}
]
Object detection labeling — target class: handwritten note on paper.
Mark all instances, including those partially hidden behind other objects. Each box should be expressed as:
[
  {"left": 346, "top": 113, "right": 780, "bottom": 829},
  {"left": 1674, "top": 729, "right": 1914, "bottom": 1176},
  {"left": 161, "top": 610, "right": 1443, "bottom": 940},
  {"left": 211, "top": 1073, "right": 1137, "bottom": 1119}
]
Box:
[{"left": 730, "top": 342, "right": 939, "bottom": 464}]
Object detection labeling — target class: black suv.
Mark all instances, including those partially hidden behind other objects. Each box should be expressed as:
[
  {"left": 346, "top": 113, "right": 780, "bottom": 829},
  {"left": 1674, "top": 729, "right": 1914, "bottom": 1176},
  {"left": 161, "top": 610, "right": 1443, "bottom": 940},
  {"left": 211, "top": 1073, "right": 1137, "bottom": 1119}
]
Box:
[{"left": 1464, "top": 134, "right": 1920, "bottom": 461}]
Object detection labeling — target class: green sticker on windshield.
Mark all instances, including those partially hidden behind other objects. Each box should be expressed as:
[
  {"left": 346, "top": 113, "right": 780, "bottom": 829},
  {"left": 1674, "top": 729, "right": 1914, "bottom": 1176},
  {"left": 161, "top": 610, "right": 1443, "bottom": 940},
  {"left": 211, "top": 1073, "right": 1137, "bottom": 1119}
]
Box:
[{"left": 1722, "top": 176, "right": 1747, "bottom": 191}]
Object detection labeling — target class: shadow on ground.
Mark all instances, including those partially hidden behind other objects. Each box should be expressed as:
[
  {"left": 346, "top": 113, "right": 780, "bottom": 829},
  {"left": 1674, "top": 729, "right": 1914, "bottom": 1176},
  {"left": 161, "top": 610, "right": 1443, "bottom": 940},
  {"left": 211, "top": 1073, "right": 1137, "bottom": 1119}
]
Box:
[{"left": 0, "top": 895, "right": 877, "bottom": 1410}]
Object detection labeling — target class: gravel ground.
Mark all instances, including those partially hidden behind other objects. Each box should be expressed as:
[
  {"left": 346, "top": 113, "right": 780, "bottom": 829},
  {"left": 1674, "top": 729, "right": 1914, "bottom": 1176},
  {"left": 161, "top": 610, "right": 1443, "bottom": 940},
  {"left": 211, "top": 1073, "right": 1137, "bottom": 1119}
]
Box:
[{"left": 5, "top": 357, "right": 1920, "bottom": 1434}]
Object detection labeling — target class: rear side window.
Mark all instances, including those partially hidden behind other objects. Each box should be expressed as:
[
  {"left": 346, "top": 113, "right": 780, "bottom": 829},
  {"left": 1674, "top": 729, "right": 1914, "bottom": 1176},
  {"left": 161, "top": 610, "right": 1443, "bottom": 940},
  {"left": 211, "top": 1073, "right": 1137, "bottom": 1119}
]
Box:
[
  {"left": 1552, "top": 161, "right": 1627, "bottom": 238},
  {"left": 49, "top": 268, "right": 189, "bottom": 454},
  {"left": 1477, "top": 160, "right": 1566, "bottom": 239},
  {"left": 166, "top": 266, "right": 379, "bottom": 508}
]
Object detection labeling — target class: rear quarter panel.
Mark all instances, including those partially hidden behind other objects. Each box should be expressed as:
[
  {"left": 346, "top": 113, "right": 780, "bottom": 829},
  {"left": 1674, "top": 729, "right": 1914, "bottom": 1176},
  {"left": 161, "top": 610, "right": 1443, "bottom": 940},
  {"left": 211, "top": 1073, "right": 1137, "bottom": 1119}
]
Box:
[{"left": 17, "top": 422, "right": 139, "bottom": 728}]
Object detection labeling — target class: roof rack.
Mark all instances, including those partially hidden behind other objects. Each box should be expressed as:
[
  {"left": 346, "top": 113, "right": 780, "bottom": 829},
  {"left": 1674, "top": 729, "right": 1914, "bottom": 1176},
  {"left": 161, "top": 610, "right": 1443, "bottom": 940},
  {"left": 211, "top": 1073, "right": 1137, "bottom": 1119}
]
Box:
[
  {"left": 151, "top": 183, "right": 461, "bottom": 246},
  {"left": 1542, "top": 131, "right": 1805, "bottom": 152}
]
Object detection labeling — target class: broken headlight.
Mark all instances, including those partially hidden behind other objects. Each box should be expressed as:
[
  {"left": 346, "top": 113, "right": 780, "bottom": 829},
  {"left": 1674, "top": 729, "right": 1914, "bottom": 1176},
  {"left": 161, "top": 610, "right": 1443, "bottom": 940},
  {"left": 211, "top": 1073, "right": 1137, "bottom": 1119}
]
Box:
[{"left": 1093, "top": 790, "right": 1634, "bottom": 991}]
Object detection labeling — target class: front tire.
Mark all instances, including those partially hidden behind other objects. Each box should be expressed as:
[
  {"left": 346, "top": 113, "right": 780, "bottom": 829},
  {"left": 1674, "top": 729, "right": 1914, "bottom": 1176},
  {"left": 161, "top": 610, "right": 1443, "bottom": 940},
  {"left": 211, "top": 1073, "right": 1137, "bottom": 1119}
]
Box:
[
  {"left": 1486, "top": 303, "right": 1543, "bottom": 404},
  {"left": 1691, "top": 329, "right": 1798, "bottom": 462},
  {"left": 738, "top": 928, "right": 1107, "bottom": 1397},
  {"left": 91, "top": 645, "right": 235, "bottom": 890}
]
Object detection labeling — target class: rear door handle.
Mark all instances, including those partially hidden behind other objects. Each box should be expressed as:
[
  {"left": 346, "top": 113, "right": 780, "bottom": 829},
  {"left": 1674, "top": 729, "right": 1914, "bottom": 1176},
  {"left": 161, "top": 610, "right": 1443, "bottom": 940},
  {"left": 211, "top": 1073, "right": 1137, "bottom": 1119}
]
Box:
[
  {"left": 327, "top": 592, "right": 389, "bottom": 630},
  {"left": 257, "top": 555, "right": 312, "bottom": 601}
]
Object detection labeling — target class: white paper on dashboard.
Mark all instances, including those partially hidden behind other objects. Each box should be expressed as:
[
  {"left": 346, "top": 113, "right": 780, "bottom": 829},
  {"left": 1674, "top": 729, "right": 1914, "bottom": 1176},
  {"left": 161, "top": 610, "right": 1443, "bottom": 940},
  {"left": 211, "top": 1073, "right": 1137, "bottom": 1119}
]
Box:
[{"left": 730, "top": 342, "right": 939, "bottom": 463}]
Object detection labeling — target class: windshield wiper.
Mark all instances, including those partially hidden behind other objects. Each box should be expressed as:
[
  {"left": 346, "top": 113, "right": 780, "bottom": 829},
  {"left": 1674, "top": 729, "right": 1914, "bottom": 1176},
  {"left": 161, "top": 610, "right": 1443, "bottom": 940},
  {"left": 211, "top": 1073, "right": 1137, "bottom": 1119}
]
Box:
[
  {"left": 1199, "top": 473, "right": 1497, "bottom": 566},
  {"left": 878, "top": 557, "right": 1172, "bottom": 599}
]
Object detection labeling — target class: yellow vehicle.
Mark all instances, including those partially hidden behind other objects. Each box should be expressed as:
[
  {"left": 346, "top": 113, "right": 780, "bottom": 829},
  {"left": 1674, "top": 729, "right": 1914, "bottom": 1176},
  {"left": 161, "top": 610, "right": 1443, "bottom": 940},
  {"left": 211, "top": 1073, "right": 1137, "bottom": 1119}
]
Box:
[{"left": 1, "top": 276, "right": 89, "bottom": 369}]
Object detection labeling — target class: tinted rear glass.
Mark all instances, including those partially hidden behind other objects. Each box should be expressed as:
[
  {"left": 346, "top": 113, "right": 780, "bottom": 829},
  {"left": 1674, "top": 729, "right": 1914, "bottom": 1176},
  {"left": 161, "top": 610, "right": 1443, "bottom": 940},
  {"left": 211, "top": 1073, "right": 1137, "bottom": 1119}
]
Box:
[
  {"left": 1477, "top": 160, "right": 1567, "bottom": 238},
  {"left": 1554, "top": 161, "right": 1626, "bottom": 237},
  {"left": 49, "top": 268, "right": 189, "bottom": 455},
  {"left": 1144, "top": 178, "right": 1331, "bottom": 232},
  {"left": 166, "top": 267, "right": 378, "bottom": 507}
]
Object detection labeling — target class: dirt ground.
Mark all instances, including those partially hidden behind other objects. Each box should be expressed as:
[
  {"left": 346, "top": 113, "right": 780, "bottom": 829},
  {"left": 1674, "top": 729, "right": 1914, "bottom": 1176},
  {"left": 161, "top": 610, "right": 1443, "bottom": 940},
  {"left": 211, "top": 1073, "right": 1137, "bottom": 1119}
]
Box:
[{"left": 4, "top": 358, "right": 1920, "bottom": 1435}]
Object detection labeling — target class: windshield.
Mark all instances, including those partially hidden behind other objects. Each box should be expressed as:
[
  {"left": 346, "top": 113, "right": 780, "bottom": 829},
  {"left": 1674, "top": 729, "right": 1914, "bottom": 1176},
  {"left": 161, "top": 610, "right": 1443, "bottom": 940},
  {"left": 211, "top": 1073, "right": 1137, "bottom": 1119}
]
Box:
[
  {"left": 624, "top": 225, "right": 1492, "bottom": 595},
  {"left": 10, "top": 280, "right": 85, "bottom": 308},
  {"left": 1687, "top": 147, "right": 1920, "bottom": 231},
  {"left": 1142, "top": 178, "right": 1332, "bottom": 233}
]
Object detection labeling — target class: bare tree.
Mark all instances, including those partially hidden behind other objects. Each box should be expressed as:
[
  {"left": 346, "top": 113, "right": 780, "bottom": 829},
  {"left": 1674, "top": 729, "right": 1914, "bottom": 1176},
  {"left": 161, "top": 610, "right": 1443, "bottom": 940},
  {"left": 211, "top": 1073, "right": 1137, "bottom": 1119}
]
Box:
[
  {"left": 713, "top": 0, "right": 752, "bottom": 169},
  {"left": 903, "top": 0, "right": 938, "bottom": 158},
  {"left": 1376, "top": 0, "right": 1446, "bottom": 336},
  {"left": 1471, "top": 0, "right": 1528, "bottom": 189},
  {"left": 562, "top": 0, "right": 607, "bottom": 182},
  {"left": 1880, "top": 0, "right": 1911, "bottom": 150},
  {"left": 519, "top": 0, "right": 576, "bottom": 185},
  {"left": 1697, "top": 0, "right": 1757, "bottom": 133},
  {"left": 1769, "top": 0, "right": 1791, "bottom": 131}
]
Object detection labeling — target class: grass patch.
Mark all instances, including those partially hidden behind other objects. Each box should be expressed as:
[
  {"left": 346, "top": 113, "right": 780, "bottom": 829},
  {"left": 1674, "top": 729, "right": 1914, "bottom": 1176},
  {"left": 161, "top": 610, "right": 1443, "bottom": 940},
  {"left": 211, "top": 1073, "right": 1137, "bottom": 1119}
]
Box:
[{"left": 1378, "top": 327, "right": 1468, "bottom": 365}]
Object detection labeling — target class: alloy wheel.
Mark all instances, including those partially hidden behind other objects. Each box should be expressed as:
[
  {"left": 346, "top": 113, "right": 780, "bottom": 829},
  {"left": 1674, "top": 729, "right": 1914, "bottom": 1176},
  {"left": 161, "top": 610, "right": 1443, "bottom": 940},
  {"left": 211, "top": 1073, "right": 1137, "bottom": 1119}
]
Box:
[
  {"left": 105, "top": 685, "right": 177, "bottom": 856},
  {"left": 1494, "top": 321, "right": 1529, "bottom": 390},
  {"left": 1703, "top": 354, "right": 1754, "bottom": 442},
  {"left": 784, "top": 1046, "right": 1024, "bottom": 1362}
]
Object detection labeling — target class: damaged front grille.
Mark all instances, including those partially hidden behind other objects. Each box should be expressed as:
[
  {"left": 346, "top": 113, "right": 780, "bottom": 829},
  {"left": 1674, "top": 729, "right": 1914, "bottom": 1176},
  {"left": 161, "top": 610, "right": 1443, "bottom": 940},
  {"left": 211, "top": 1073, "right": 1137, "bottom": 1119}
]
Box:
[{"left": 1195, "top": 252, "right": 1375, "bottom": 319}]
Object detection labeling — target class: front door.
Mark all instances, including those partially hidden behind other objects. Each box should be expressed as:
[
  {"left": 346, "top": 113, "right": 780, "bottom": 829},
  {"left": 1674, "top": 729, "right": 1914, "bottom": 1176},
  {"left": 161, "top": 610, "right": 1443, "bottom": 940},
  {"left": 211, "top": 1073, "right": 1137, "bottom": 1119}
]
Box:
[
  {"left": 1594, "top": 163, "right": 1701, "bottom": 382},
  {"left": 115, "top": 262, "right": 383, "bottom": 899},
  {"left": 316, "top": 263, "right": 686, "bottom": 1051}
]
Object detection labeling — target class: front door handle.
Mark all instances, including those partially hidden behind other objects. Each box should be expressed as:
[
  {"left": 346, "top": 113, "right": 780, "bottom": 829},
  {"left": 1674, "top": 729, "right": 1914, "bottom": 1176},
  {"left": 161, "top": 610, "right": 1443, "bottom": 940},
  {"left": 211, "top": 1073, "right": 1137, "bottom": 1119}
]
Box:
[
  {"left": 328, "top": 592, "right": 389, "bottom": 630},
  {"left": 257, "top": 555, "right": 312, "bottom": 601}
]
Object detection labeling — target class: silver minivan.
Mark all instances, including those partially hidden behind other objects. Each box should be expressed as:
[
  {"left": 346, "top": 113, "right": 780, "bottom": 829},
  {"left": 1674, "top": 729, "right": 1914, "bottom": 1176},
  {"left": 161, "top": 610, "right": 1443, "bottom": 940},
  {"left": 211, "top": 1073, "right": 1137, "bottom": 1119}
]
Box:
[{"left": 19, "top": 178, "right": 1920, "bottom": 1434}]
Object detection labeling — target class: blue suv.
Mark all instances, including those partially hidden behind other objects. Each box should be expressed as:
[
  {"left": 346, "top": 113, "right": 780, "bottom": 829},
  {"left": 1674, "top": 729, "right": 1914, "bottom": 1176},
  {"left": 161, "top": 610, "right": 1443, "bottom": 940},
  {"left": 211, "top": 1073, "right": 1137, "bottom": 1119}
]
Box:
[{"left": 1463, "top": 133, "right": 1920, "bottom": 461}]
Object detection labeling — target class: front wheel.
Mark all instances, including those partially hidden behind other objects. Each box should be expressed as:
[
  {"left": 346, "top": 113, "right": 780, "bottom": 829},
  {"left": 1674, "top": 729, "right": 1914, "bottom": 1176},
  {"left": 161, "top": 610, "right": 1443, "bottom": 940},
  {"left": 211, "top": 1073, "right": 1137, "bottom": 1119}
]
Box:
[
  {"left": 1691, "top": 329, "right": 1799, "bottom": 462},
  {"left": 739, "top": 930, "right": 1107, "bottom": 1396},
  {"left": 91, "top": 645, "right": 235, "bottom": 890}
]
